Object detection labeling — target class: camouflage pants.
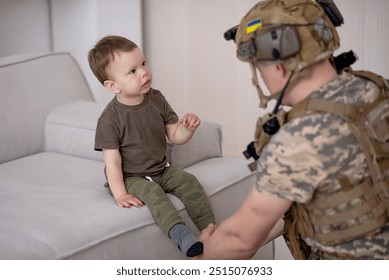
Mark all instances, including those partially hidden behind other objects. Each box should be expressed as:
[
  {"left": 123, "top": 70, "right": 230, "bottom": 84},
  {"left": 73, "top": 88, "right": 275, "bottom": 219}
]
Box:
[{"left": 123, "top": 166, "right": 216, "bottom": 236}]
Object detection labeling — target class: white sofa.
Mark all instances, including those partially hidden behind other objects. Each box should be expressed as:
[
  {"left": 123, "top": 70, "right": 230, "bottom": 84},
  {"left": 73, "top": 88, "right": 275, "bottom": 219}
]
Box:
[{"left": 0, "top": 52, "right": 282, "bottom": 260}]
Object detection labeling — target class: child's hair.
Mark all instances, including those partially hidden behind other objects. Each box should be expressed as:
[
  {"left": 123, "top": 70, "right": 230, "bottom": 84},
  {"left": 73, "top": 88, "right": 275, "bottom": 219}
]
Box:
[{"left": 88, "top": 35, "right": 139, "bottom": 84}]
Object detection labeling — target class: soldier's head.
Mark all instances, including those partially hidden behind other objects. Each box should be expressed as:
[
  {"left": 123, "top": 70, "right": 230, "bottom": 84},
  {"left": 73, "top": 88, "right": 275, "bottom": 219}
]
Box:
[{"left": 234, "top": 0, "right": 342, "bottom": 108}]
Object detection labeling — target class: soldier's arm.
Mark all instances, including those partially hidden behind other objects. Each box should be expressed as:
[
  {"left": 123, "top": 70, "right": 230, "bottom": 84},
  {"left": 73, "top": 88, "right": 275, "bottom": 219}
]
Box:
[{"left": 196, "top": 187, "right": 292, "bottom": 259}]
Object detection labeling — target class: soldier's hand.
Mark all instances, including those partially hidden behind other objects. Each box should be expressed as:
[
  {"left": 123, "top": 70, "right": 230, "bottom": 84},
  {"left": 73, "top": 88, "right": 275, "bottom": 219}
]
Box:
[{"left": 198, "top": 223, "right": 216, "bottom": 242}]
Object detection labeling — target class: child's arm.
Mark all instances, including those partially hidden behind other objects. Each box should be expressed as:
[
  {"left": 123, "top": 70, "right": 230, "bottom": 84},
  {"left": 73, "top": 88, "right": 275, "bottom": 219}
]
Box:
[
  {"left": 103, "top": 149, "right": 144, "bottom": 208},
  {"left": 165, "top": 113, "right": 201, "bottom": 145}
]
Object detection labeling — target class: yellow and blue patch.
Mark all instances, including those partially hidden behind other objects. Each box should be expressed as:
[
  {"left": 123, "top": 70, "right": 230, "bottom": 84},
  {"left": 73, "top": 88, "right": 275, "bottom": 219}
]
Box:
[{"left": 246, "top": 19, "right": 262, "bottom": 34}]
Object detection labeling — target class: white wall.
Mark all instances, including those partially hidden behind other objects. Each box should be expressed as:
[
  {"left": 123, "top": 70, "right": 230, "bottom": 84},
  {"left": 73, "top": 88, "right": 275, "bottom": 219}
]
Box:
[
  {"left": 51, "top": 0, "right": 142, "bottom": 103},
  {"left": 0, "top": 0, "right": 142, "bottom": 103},
  {"left": 143, "top": 0, "right": 260, "bottom": 159},
  {"left": 0, "top": 0, "right": 51, "bottom": 56},
  {"left": 143, "top": 0, "right": 389, "bottom": 158}
]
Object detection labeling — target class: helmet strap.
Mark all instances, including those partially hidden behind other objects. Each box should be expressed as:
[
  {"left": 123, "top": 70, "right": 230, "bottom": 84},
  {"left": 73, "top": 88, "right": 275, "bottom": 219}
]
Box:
[
  {"left": 249, "top": 61, "right": 310, "bottom": 110},
  {"left": 250, "top": 62, "right": 269, "bottom": 108}
]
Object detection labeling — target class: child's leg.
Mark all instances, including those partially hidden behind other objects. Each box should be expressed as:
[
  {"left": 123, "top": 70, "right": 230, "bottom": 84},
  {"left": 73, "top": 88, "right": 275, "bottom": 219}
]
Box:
[
  {"left": 125, "top": 176, "right": 182, "bottom": 235},
  {"left": 124, "top": 176, "right": 203, "bottom": 257},
  {"left": 160, "top": 166, "right": 216, "bottom": 231}
]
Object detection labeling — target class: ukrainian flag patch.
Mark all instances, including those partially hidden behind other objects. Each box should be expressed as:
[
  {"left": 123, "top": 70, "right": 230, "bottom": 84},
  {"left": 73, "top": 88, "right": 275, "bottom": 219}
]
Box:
[{"left": 246, "top": 19, "right": 262, "bottom": 34}]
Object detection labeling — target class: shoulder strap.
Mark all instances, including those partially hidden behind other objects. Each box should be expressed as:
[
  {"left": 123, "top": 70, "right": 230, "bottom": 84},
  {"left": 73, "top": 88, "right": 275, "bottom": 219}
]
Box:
[
  {"left": 287, "top": 98, "right": 359, "bottom": 123},
  {"left": 287, "top": 70, "right": 388, "bottom": 123},
  {"left": 345, "top": 69, "right": 389, "bottom": 94}
]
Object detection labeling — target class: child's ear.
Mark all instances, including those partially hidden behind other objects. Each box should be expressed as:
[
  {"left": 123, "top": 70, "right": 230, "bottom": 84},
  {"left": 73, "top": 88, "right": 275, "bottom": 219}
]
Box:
[{"left": 103, "top": 80, "right": 120, "bottom": 94}]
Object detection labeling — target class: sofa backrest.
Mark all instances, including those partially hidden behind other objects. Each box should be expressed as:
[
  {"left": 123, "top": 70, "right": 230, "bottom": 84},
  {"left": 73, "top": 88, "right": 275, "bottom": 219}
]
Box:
[
  {"left": 45, "top": 102, "right": 223, "bottom": 168},
  {"left": 0, "top": 52, "right": 94, "bottom": 164}
]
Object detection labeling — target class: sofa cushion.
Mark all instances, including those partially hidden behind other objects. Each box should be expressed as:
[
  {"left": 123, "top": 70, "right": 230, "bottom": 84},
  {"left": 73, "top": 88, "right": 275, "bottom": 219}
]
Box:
[
  {"left": 45, "top": 102, "right": 223, "bottom": 167},
  {"left": 0, "top": 152, "right": 255, "bottom": 259},
  {"left": 45, "top": 101, "right": 105, "bottom": 162}
]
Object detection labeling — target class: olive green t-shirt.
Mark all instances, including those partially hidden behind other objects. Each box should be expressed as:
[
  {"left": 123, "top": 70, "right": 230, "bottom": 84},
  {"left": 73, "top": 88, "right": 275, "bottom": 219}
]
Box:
[{"left": 95, "top": 88, "right": 179, "bottom": 177}]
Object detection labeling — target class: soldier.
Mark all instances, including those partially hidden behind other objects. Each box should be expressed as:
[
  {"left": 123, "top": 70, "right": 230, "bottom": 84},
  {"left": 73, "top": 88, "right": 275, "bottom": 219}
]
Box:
[{"left": 196, "top": 0, "right": 389, "bottom": 259}]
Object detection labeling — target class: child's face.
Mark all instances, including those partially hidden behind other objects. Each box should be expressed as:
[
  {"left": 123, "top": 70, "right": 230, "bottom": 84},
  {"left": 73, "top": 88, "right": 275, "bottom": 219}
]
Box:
[{"left": 105, "top": 48, "right": 152, "bottom": 102}]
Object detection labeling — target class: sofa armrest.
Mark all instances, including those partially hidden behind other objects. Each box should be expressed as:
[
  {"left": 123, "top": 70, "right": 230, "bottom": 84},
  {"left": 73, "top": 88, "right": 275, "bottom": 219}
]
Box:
[
  {"left": 169, "top": 119, "right": 223, "bottom": 169},
  {"left": 0, "top": 52, "right": 93, "bottom": 164}
]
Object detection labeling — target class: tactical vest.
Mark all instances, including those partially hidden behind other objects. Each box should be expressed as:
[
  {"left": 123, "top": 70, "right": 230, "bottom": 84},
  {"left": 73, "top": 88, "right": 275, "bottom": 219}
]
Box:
[{"left": 254, "top": 70, "right": 389, "bottom": 259}]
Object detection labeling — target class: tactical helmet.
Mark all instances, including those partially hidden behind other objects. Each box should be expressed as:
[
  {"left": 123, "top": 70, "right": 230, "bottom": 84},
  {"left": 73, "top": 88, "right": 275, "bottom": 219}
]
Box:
[{"left": 235, "top": 0, "right": 341, "bottom": 107}]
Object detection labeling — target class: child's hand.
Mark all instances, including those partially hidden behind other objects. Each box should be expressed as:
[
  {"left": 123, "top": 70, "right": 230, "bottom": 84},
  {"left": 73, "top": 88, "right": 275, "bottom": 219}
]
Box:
[
  {"left": 116, "top": 194, "right": 144, "bottom": 208},
  {"left": 180, "top": 113, "right": 201, "bottom": 131}
]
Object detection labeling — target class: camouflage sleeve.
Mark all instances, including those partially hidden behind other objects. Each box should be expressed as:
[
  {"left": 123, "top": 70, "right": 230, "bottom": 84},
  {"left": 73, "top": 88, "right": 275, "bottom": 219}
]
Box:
[
  {"left": 254, "top": 116, "right": 323, "bottom": 203},
  {"left": 254, "top": 112, "right": 363, "bottom": 203}
]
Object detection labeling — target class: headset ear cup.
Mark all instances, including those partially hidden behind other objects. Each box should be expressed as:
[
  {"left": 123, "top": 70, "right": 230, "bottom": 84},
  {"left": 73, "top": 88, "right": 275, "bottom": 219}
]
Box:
[
  {"left": 254, "top": 26, "right": 300, "bottom": 61},
  {"left": 281, "top": 27, "right": 301, "bottom": 58},
  {"left": 270, "top": 30, "right": 281, "bottom": 59}
]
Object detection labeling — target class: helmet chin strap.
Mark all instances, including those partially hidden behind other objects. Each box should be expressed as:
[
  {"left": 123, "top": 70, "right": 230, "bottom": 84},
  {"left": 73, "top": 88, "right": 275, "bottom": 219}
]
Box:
[
  {"left": 249, "top": 62, "right": 270, "bottom": 109},
  {"left": 249, "top": 61, "right": 309, "bottom": 110}
]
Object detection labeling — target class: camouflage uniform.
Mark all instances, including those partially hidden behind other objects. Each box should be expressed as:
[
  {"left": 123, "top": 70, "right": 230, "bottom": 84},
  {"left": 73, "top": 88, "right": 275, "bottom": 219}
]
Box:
[{"left": 255, "top": 71, "right": 389, "bottom": 259}]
